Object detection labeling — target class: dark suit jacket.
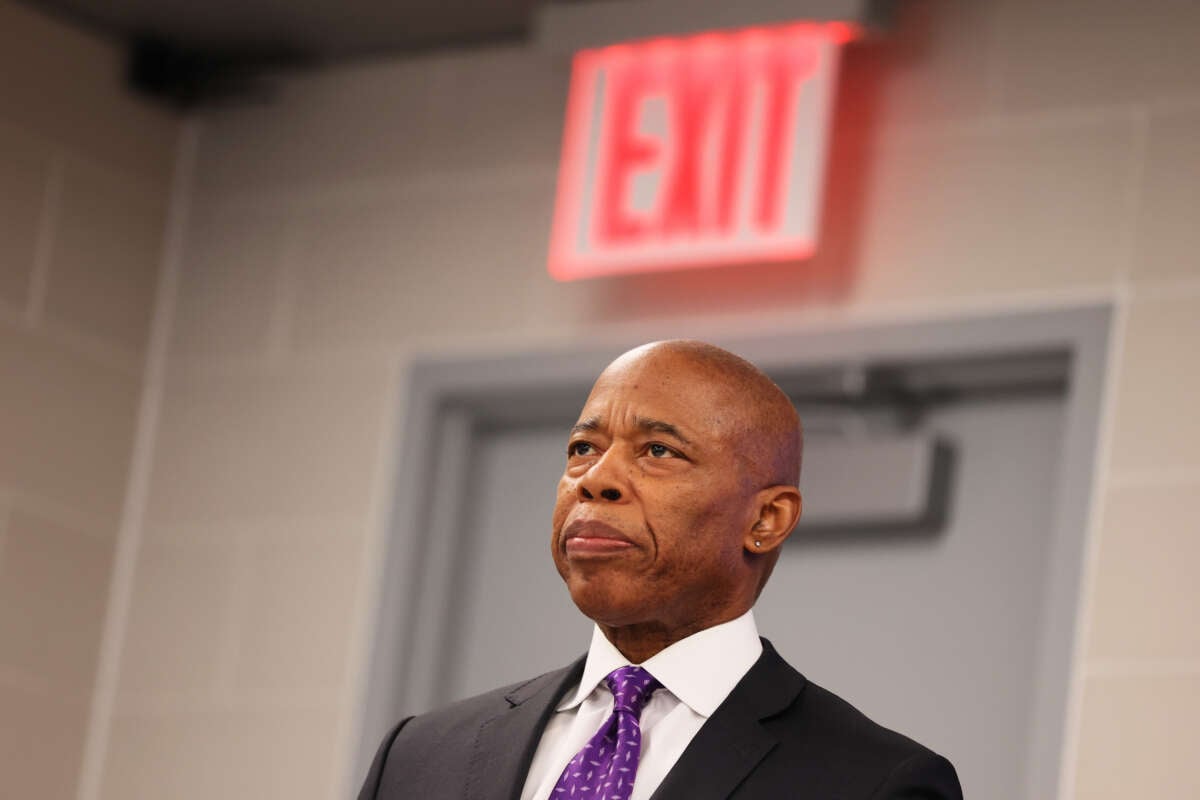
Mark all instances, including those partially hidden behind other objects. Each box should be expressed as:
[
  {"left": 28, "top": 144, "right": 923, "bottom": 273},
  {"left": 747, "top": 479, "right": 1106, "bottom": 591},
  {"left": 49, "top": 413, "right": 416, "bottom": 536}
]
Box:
[{"left": 359, "top": 639, "right": 962, "bottom": 799}]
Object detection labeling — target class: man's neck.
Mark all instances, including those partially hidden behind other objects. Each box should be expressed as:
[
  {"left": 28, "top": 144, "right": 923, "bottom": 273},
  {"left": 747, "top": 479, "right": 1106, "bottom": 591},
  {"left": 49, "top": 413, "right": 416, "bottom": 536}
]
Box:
[{"left": 597, "top": 607, "right": 752, "bottom": 664}]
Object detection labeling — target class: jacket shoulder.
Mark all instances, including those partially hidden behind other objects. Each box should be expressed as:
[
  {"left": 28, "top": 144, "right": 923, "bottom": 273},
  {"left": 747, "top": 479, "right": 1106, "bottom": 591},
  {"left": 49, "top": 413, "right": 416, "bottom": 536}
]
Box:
[
  {"left": 761, "top": 677, "right": 961, "bottom": 798},
  {"left": 791, "top": 679, "right": 933, "bottom": 756},
  {"left": 397, "top": 673, "right": 538, "bottom": 740},
  {"left": 357, "top": 665, "right": 578, "bottom": 800}
]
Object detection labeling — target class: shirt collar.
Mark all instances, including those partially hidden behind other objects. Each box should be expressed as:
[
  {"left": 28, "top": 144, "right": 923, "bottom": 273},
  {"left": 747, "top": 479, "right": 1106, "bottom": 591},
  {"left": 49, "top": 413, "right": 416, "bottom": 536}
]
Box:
[{"left": 557, "top": 609, "right": 763, "bottom": 718}]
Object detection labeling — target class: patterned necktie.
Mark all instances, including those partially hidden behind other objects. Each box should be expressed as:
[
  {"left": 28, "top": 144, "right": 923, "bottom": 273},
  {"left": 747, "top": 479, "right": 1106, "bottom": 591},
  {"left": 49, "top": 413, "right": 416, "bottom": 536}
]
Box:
[{"left": 551, "top": 665, "right": 662, "bottom": 800}]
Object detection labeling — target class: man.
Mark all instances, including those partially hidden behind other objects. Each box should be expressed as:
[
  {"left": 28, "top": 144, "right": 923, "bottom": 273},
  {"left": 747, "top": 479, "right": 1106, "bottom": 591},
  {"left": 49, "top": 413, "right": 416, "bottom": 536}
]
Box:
[{"left": 359, "top": 340, "right": 962, "bottom": 799}]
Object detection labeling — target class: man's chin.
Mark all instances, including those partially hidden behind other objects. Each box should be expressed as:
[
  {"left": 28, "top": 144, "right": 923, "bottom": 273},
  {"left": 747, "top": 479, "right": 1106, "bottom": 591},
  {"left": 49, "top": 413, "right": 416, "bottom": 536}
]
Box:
[{"left": 565, "top": 576, "right": 653, "bottom": 627}]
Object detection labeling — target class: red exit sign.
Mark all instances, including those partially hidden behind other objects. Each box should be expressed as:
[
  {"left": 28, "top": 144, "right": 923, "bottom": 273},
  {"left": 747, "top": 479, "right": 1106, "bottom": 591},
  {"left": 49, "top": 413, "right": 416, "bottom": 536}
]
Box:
[{"left": 548, "top": 22, "right": 856, "bottom": 281}]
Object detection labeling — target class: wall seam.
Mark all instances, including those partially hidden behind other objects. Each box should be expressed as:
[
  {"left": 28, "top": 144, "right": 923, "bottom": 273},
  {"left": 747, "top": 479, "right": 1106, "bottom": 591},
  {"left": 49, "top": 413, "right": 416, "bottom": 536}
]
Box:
[
  {"left": 26, "top": 152, "right": 62, "bottom": 327},
  {"left": 76, "top": 118, "right": 200, "bottom": 800},
  {"left": 1085, "top": 659, "right": 1200, "bottom": 678},
  {"left": 334, "top": 352, "right": 409, "bottom": 797},
  {"left": 1056, "top": 285, "right": 1130, "bottom": 800},
  {"left": 1106, "top": 468, "right": 1200, "bottom": 488}
]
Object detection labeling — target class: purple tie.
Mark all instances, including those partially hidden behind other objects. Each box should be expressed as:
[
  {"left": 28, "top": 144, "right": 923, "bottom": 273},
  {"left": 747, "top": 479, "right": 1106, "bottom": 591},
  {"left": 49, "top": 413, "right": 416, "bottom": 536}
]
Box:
[{"left": 550, "top": 665, "right": 662, "bottom": 800}]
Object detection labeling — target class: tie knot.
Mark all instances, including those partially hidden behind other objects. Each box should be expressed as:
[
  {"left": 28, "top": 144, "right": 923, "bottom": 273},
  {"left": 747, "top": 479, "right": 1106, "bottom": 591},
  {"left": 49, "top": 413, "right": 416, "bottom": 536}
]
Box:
[{"left": 605, "top": 666, "right": 661, "bottom": 716}]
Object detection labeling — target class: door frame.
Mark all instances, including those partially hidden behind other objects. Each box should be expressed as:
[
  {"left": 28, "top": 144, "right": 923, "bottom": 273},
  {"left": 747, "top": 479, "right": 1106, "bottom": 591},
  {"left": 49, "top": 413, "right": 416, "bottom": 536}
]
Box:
[{"left": 351, "top": 302, "right": 1112, "bottom": 800}]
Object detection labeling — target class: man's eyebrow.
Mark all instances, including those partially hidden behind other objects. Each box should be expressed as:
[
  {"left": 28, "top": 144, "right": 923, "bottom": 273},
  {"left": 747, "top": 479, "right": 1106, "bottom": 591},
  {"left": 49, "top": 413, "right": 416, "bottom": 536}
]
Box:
[
  {"left": 569, "top": 417, "right": 601, "bottom": 436},
  {"left": 635, "top": 417, "right": 693, "bottom": 445},
  {"left": 568, "top": 416, "right": 693, "bottom": 445}
]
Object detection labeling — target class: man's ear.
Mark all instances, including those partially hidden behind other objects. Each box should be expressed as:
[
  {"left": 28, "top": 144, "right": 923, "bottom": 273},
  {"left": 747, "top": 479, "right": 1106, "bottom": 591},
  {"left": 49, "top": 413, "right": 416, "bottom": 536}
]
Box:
[{"left": 744, "top": 485, "right": 802, "bottom": 554}]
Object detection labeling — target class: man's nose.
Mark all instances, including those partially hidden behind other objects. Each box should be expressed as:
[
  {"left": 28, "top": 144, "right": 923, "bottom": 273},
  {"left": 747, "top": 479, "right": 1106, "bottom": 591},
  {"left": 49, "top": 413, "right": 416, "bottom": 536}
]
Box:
[
  {"left": 577, "top": 450, "right": 627, "bottom": 502},
  {"left": 580, "top": 486, "right": 622, "bottom": 501}
]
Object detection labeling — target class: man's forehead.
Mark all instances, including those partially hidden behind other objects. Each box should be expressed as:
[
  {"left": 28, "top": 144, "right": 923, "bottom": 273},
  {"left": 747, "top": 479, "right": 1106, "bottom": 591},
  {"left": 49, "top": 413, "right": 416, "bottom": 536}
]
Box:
[
  {"left": 579, "top": 357, "right": 747, "bottom": 436},
  {"left": 575, "top": 340, "right": 802, "bottom": 486},
  {"left": 593, "top": 353, "right": 725, "bottom": 396},
  {"left": 592, "top": 344, "right": 736, "bottom": 392}
]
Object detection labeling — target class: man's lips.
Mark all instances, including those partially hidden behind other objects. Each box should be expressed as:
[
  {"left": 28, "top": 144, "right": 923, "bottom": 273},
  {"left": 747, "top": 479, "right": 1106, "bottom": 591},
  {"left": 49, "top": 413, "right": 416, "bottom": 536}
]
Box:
[{"left": 563, "top": 520, "right": 635, "bottom": 556}]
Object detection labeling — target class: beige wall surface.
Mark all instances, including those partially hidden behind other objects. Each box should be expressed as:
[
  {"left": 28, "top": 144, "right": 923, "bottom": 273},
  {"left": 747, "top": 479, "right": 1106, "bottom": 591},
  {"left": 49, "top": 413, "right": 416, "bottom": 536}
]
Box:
[
  {"left": 34, "top": 0, "right": 1196, "bottom": 798},
  {"left": 0, "top": 2, "right": 179, "bottom": 799}
]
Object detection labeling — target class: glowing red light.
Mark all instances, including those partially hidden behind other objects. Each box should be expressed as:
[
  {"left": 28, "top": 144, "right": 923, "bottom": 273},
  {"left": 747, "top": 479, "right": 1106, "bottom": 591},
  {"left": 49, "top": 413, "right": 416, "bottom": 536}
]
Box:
[{"left": 548, "top": 22, "right": 857, "bottom": 281}]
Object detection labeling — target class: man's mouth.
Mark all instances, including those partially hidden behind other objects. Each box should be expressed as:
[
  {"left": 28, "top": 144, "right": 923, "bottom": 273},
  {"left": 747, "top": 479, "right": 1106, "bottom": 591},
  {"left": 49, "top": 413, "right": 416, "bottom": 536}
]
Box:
[{"left": 563, "top": 519, "right": 635, "bottom": 557}]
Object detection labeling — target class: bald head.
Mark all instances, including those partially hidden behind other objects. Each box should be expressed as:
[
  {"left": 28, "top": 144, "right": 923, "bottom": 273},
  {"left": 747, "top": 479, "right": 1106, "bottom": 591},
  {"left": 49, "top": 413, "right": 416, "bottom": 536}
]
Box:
[{"left": 601, "top": 340, "right": 803, "bottom": 489}]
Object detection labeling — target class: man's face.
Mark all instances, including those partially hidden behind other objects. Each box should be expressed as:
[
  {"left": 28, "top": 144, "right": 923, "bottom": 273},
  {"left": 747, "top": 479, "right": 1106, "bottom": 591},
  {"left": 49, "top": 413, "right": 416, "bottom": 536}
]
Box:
[{"left": 550, "top": 350, "right": 761, "bottom": 633}]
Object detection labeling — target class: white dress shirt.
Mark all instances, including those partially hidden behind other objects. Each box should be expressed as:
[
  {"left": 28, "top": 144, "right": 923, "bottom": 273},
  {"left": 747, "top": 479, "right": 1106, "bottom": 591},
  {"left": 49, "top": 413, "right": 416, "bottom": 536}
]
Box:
[{"left": 519, "top": 610, "right": 763, "bottom": 800}]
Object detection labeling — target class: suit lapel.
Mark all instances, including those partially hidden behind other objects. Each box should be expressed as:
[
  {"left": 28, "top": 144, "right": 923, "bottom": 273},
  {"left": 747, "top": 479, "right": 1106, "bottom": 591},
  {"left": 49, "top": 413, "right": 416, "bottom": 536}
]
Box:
[
  {"left": 649, "top": 640, "right": 806, "bottom": 800},
  {"left": 465, "top": 658, "right": 585, "bottom": 800}
]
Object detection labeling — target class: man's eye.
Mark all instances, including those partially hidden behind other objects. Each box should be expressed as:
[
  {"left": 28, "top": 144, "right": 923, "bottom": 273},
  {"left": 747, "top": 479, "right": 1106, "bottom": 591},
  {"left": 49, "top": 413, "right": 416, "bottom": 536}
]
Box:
[
  {"left": 568, "top": 441, "right": 595, "bottom": 456},
  {"left": 647, "top": 443, "right": 675, "bottom": 458}
]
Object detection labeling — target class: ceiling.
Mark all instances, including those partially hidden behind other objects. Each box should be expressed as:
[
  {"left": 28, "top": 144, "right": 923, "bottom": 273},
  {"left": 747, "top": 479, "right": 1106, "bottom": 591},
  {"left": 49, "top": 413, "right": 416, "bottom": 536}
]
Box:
[
  {"left": 19, "top": 0, "right": 890, "bottom": 107},
  {"left": 19, "top": 0, "right": 591, "bottom": 60}
]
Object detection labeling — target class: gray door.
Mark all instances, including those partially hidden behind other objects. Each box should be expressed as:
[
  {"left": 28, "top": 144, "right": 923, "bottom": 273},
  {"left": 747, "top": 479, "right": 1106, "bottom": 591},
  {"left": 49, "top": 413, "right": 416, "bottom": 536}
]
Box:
[{"left": 435, "top": 394, "right": 1064, "bottom": 800}]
